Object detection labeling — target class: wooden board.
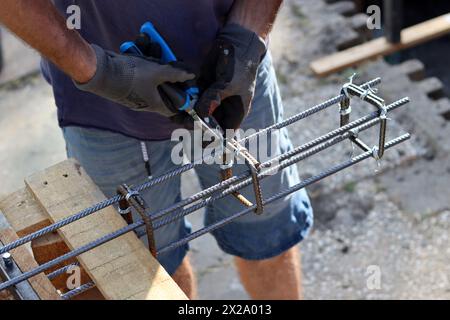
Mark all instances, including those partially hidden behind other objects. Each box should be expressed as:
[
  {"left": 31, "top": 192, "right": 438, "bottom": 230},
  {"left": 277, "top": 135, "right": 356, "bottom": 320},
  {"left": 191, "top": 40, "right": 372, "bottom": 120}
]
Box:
[
  {"left": 0, "top": 193, "right": 96, "bottom": 298},
  {"left": 31, "top": 232, "right": 103, "bottom": 299},
  {"left": 0, "top": 212, "right": 61, "bottom": 300},
  {"left": 0, "top": 188, "right": 51, "bottom": 237},
  {"left": 25, "top": 159, "right": 187, "bottom": 300},
  {"left": 311, "top": 13, "right": 450, "bottom": 77}
]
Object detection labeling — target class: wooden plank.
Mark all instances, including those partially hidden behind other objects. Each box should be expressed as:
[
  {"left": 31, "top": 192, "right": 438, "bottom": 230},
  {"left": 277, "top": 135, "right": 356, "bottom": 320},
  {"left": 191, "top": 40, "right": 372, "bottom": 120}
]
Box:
[
  {"left": 0, "top": 188, "right": 51, "bottom": 237},
  {"left": 31, "top": 232, "right": 103, "bottom": 299},
  {"left": 25, "top": 159, "right": 187, "bottom": 300},
  {"left": 32, "top": 233, "right": 86, "bottom": 290},
  {"left": 0, "top": 212, "right": 60, "bottom": 300},
  {"left": 311, "top": 13, "right": 450, "bottom": 77},
  {"left": 0, "top": 182, "right": 99, "bottom": 298}
]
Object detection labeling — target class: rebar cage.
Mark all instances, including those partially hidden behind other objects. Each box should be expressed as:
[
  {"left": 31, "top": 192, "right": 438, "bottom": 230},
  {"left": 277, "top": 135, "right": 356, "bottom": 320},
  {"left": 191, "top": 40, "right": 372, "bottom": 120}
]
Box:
[{"left": 0, "top": 77, "right": 411, "bottom": 299}]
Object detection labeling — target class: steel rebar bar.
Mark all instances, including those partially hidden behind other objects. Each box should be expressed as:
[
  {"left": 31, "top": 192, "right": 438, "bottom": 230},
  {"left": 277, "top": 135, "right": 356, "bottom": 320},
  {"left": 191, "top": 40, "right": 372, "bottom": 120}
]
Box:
[
  {"left": 60, "top": 281, "right": 95, "bottom": 300},
  {"left": 0, "top": 131, "right": 410, "bottom": 293},
  {"left": 149, "top": 97, "right": 409, "bottom": 227},
  {"left": 157, "top": 134, "right": 411, "bottom": 254},
  {"left": 0, "top": 79, "right": 382, "bottom": 257}
]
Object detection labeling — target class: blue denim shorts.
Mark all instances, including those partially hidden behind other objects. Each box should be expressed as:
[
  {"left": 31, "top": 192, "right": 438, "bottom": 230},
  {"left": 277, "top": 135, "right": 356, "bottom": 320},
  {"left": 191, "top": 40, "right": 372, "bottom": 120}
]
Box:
[{"left": 62, "top": 53, "right": 313, "bottom": 275}]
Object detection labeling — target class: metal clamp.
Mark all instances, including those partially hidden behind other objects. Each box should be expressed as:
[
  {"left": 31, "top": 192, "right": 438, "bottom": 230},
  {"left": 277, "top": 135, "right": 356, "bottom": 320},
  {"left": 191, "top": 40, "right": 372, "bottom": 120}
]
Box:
[
  {"left": 339, "top": 74, "right": 356, "bottom": 127},
  {"left": 246, "top": 160, "right": 264, "bottom": 215},
  {"left": 339, "top": 95, "right": 351, "bottom": 127},
  {"left": 220, "top": 145, "right": 254, "bottom": 208},
  {"left": 220, "top": 166, "right": 253, "bottom": 208},
  {"left": 339, "top": 80, "right": 388, "bottom": 159},
  {"left": 228, "top": 140, "right": 264, "bottom": 215},
  {"left": 118, "top": 184, "right": 157, "bottom": 257},
  {"left": 218, "top": 138, "right": 264, "bottom": 215}
]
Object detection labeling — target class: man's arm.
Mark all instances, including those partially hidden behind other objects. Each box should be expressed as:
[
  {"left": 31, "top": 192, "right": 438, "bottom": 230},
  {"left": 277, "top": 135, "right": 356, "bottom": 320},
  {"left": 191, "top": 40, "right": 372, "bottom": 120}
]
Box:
[
  {"left": 228, "top": 0, "right": 283, "bottom": 39},
  {"left": 0, "top": 0, "right": 194, "bottom": 119},
  {"left": 0, "top": 0, "right": 95, "bottom": 83}
]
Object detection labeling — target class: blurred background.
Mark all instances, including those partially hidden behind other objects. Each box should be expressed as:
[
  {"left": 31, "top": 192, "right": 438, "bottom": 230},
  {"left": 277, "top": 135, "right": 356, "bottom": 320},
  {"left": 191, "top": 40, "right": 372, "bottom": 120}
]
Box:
[{"left": 1, "top": 0, "right": 449, "bottom": 299}]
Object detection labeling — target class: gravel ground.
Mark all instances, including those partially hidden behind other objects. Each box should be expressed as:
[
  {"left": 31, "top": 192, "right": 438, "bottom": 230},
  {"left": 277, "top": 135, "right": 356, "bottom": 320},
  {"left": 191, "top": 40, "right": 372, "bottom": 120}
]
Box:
[
  {"left": 1, "top": 0, "right": 450, "bottom": 300},
  {"left": 303, "top": 180, "right": 450, "bottom": 300}
]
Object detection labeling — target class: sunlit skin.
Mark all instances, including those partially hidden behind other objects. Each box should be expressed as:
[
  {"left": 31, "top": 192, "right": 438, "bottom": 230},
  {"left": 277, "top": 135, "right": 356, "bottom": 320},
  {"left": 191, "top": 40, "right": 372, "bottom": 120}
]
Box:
[{"left": 0, "top": 0, "right": 96, "bottom": 83}]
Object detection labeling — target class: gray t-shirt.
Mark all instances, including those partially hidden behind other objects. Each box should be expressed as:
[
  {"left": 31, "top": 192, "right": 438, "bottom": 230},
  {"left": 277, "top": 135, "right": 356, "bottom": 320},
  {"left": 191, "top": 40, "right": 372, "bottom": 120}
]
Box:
[{"left": 42, "top": 0, "right": 234, "bottom": 140}]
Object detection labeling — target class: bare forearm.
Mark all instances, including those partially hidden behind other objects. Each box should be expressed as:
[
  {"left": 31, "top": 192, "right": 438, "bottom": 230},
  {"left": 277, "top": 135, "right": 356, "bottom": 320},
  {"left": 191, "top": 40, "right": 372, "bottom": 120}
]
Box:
[
  {"left": 228, "top": 0, "right": 283, "bottom": 39},
  {"left": 0, "top": 0, "right": 95, "bottom": 82}
]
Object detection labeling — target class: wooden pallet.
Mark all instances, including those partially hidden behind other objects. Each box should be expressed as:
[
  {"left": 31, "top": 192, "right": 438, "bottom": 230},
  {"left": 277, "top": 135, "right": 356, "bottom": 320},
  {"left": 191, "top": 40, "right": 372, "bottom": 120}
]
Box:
[{"left": 0, "top": 159, "right": 187, "bottom": 300}]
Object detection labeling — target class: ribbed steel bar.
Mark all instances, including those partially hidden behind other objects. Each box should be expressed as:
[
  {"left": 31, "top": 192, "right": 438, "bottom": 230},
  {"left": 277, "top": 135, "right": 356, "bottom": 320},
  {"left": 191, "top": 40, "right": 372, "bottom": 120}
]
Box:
[
  {"left": 0, "top": 117, "right": 407, "bottom": 293},
  {"left": 152, "top": 113, "right": 394, "bottom": 230},
  {"left": 345, "top": 83, "right": 388, "bottom": 158},
  {"left": 271, "top": 97, "right": 409, "bottom": 165},
  {"left": 157, "top": 134, "right": 411, "bottom": 254},
  {"left": 151, "top": 96, "right": 409, "bottom": 227},
  {"left": 61, "top": 281, "right": 95, "bottom": 300},
  {"left": 0, "top": 221, "right": 141, "bottom": 292},
  {"left": 241, "top": 78, "right": 381, "bottom": 144},
  {"left": 0, "top": 79, "right": 379, "bottom": 256},
  {"left": 0, "top": 78, "right": 395, "bottom": 293},
  {"left": 15, "top": 100, "right": 405, "bottom": 281},
  {"left": 0, "top": 195, "right": 121, "bottom": 255},
  {"left": 47, "top": 262, "right": 80, "bottom": 281}
]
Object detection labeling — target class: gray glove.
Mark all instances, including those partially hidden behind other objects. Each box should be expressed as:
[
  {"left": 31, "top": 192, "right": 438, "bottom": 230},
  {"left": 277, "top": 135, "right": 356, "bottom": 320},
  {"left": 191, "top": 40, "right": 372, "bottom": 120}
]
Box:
[
  {"left": 75, "top": 44, "right": 195, "bottom": 117},
  {"left": 196, "top": 23, "right": 267, "bottom": 130}
]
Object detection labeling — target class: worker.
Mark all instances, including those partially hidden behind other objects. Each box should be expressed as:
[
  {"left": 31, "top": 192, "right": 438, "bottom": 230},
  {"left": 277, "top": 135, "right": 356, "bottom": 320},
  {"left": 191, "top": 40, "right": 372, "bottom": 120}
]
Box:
[{"left": 0, "top": 1, "right": 313, "bottom": 299}]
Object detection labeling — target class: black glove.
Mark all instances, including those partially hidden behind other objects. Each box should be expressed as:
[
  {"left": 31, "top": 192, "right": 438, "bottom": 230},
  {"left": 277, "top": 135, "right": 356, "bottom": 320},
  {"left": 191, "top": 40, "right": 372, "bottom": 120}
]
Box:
[
  {"left": 196, "top": 23, "right": 266, "bottom": 130},
  {"left": 74, "top": 44, "right": 195, "bottom": 117},
  {"left": 131, "top": 33, "right": 198, "bottom": 129}
]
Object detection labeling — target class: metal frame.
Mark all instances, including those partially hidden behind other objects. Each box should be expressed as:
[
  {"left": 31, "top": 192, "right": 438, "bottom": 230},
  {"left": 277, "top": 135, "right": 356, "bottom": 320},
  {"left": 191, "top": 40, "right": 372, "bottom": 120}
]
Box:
[
  {"left": 0, "top": 77, "right": 412, "bottom": 299},
  {"left": 118, "top": 184, "right": 157, "bottom": 257},
  {"left": 341, "top": 77, "right": 388, "bottom": 159}
]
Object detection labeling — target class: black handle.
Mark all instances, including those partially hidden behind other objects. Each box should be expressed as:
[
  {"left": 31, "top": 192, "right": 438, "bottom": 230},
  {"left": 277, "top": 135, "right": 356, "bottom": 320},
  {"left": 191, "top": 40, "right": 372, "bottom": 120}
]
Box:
[{"left": 158, "top": 83, "right": 189, "bottom": 113}]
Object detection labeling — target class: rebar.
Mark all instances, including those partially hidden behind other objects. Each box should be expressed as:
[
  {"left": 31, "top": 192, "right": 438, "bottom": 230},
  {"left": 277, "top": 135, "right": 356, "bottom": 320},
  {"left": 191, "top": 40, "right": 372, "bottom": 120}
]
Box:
[
  {"left": 47, "top": 262, "right": 80, "bottom": 281},
  {"left": 149, "top": 97, "right": 409, "bottom": 227},
  {"left": 157, "top": 134, "right": 410, "bottom": 254},
  {"left": 0, "top": 128, "right": 409, "bottom": 293},
  {"left": 61, "top": 281, "right": 95, "bottom": 300},
  {"left": 0, "top": 79, "right": 382, "bottom": 257}
]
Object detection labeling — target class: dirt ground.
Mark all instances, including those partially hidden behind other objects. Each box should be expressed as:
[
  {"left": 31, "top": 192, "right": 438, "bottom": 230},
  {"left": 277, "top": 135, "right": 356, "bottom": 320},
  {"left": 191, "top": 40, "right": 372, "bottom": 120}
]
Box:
[{"left": 1, "top": 0, "right": 450, "bottom": 299}]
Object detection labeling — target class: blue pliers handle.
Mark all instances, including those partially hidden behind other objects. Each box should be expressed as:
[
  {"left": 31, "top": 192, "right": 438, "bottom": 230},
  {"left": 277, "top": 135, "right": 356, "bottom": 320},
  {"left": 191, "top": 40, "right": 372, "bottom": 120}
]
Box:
[{"left": 120, "top": 22, "right": 199, "bottom": 112}]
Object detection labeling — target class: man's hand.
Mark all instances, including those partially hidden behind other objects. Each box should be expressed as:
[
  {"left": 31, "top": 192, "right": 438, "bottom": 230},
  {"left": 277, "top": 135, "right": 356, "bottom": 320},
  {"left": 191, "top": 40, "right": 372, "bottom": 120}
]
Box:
[
  {"left": 196, "top": 24, "right": 266, "bottom": 130},
  {"left": 75, "top": 45, "right": 195, "bottom": 117},
  {"left": 196, "top": 0, "right": 282, "bottom": 130}
]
